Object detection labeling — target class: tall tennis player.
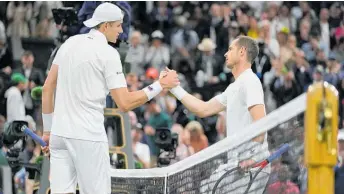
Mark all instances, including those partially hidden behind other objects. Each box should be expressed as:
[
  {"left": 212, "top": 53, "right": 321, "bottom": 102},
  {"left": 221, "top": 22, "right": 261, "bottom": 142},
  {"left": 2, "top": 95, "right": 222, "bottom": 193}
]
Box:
[
  {"left": 167, "top": 36, "right": 271, "bottom": 193},
  {"left": 41, "top": 3, "right": 179, "bottom": 194}
]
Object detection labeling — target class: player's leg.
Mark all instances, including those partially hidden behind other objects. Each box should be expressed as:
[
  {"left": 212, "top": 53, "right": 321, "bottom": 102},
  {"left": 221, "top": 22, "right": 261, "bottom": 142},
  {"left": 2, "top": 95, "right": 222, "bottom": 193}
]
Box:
[
  {"left": 66, "top": 138, "right": 111, "bottom": 194},
  {"left": 50, "top": 135, "right": 78, "bottom": 194}
]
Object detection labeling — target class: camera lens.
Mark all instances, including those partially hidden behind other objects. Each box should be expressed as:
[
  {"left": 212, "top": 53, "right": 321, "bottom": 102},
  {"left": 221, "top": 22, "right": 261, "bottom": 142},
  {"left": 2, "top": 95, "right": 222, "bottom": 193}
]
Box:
[{"left": 160, "top": 132, "right": 167, "bottom": 140}]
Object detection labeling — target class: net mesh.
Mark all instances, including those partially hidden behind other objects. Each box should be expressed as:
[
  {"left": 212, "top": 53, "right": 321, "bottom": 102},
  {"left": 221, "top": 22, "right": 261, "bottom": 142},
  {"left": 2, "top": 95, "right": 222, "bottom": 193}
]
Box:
[{"left": 110, "top": 94, "right": 306, "bottom": 194}]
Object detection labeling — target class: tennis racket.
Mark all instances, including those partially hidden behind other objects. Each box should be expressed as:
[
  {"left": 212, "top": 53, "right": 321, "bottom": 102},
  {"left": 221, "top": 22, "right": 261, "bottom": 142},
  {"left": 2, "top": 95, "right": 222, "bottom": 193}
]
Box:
[{"left": 211, "top": 143, "right": 290, "bottom": 194}]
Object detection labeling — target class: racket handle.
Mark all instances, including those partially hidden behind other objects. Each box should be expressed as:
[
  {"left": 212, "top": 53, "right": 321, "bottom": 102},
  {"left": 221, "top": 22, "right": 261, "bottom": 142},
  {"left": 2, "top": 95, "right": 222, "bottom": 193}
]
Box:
[
  {"left": 267, "top": 143, "right": 289, "bottom": 163},
  {"left": 22, "top": 127, "right": 47, "bottom": 147}
]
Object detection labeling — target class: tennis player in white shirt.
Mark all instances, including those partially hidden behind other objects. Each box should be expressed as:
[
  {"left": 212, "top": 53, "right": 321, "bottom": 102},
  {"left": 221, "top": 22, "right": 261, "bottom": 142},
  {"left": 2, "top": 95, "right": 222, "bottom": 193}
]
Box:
[
  {"left": 41, "top": 3, "right": 179, "bottom": 194},
  {"left": 167, "top": 36, "right": 271, "bottom": 193}
]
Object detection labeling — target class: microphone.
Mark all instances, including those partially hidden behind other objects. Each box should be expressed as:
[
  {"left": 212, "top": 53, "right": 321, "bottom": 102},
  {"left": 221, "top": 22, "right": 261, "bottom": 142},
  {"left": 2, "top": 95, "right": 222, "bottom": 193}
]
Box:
[{"left": 31, "top": 86, "right": 42, "bottom": 100}]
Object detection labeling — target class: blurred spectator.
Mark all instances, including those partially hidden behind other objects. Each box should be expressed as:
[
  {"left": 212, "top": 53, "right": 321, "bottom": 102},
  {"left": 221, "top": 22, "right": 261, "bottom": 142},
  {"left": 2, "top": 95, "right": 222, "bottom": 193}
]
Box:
[
  {"left": 170, "top": 124, "right": 194, "bottom": 163},
  {"left": 155, "top": 90, "right": 177, "bottom": 114},
  {"left": 13, "top": 51, "right": 44, "bottom": 118},
  {"left": 319, "top": 8, "right": 330, "bottom": 53},
  {"left": 149, "top": 1, "right": 173, "bottom": 35},
  {"left": 296, "top": 19, "right": 311, "bottom": 48},
  {"left": 6, "top": 2, "right": 32, "bottom": 38},
  {"left": 292, "top": 50, "right": 312, "bottom": 92},
  {"left": 32, "top": 1, "right": 63, "bottom": 39},
  {"left": 131, "top": 124, "right": 151, "bottom": 168},
  {"left": 4, "top": 73, "right": 27, "bottom": 122},
  {"left": 125, "top": 31, "right": 146, "bottom": 76},
  {"left": 312, "top": 65, "right": 325, "bottom": 83},
  {"left": 142, "top": 98, "right": 172, "bottom": 164},
  {"left": 252, "top": 41, "right": 272, "bottom": 83},
  {"left": 301, "top": 33, "right": 328, "bottom": 62},
  {"left": 329, "top": 3, "right": 342, "bottom": 30},
  {"left": 267, "top": 164, "right": 300, "bottom": 194},
  {"left": 258, "top": 20, "right": 280, "bottom": 58},
  {"left": 270, "top": 67, "right": 301, "bottom": 108},
  {"left": 145, "top": 30, "right": 170, "bottom": 72},
  {"left": 184, "top": 121, "right": 208, "bottom": 153},
  {"left": 333, "top": 37, "right": 344, "bottom": 63},
  {"left": 247, "top": 16, "right": 259, "bottom": 39},
  {"left": 324, "top": 57, "right": 341, "bottom": 86},
  {"left": 171, "top": 15, "right": 199, "bottom": 70},
  {"left": 194, "top": 38, "right": 223, "bottom": 87}
]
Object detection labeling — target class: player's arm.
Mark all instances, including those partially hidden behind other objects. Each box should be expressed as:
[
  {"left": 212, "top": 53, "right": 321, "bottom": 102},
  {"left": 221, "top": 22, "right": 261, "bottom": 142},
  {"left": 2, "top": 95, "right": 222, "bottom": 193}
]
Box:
[
  {"left": 110, "top": 73, "right": 178, "bottom": 112},
  {"left": 249, "top": 104, "right": 266, "bottom": 143},
  {"left": 244, "top": 79, "right": 266, "bottom": 144},
  {"left": 170, "top": 86, "right": 226, "bottom": 118},
  {"left": 106, "top": 54, "right": 178, "bottom": 112},
  {"left": 41, "top": 64, "right": 58, "bottom": 133}
]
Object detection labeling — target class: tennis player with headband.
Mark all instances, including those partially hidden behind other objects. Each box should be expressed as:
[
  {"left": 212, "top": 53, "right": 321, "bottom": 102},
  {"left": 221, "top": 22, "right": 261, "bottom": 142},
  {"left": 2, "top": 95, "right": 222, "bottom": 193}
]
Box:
[
  {"left": 41, "top": 3, "right": 179, "bottom": 194},
  {"left": 166, "top": 36, "right": 271, "bottom": 193}
]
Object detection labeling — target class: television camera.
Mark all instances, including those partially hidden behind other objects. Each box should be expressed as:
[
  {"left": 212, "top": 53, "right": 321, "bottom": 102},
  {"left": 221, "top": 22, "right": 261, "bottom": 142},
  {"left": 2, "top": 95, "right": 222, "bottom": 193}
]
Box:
[
  {"left": 2, "top": 120, "right": 45, "bottom": 193},
  {"left": 154, "top": 128, "right": 178, "bottom": 167}
]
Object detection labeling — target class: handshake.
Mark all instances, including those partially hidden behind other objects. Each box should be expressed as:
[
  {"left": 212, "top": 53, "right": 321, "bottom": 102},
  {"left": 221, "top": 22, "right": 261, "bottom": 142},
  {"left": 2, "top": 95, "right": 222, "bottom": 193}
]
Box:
[{"left": 157, "top": 67, "right": 180, "bottom": 90}]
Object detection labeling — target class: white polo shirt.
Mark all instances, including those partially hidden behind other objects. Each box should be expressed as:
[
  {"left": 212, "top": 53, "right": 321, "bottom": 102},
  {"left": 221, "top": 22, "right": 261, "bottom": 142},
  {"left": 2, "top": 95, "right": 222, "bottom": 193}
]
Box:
[
  {"left": 215, "top": 69, "right": 266, "bottom": 140},
  {"left": 51, "top": 29, "right": 127, "bottom": 142}
]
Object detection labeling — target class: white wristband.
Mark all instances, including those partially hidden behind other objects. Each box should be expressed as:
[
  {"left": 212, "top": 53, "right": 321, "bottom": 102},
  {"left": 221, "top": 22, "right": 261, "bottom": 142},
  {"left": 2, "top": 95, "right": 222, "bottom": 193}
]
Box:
[
  {"left": 143, "top": 81, "right": 163, "bottom": 101},
  {"left": 42, "top": 113, "right": 53, "bottom": 132},
  {"left": 170, "top": 86, "right": 187, "bottom": 100}
]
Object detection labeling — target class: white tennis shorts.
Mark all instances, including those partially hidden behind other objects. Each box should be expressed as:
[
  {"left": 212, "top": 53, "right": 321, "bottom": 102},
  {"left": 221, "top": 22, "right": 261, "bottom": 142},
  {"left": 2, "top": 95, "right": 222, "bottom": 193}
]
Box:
[{"left": 49, "top": 134, "right": 111, "bottom": 194}]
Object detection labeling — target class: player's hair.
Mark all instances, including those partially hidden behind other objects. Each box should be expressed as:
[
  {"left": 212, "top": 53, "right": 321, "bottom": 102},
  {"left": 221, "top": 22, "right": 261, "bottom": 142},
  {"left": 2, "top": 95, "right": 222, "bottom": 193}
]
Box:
[
  {"left": 235, "top": 36, "right": 259, "bottom": 64},
  {"left": 93, "top": 21, "right": 116, "bottom": 30}
]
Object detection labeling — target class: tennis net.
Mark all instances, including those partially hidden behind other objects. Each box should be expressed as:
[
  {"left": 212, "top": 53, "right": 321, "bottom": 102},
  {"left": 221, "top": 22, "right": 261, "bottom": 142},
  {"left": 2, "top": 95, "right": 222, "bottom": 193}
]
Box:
[{"left": 110, "top": 93, "right": 307, "bottom": 194}]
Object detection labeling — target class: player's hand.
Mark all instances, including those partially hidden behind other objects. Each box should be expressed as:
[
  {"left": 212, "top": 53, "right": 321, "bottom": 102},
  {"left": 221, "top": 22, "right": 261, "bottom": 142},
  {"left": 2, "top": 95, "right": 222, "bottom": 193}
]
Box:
[
  {"left": 41, "top": 132, "right": 50, "bottom": 157},
  {"left": 159, "top": 68, "right": 179, "bottom": 89},
  {"left": 239, "top": 159, "right": 256, "bottom": 171}
]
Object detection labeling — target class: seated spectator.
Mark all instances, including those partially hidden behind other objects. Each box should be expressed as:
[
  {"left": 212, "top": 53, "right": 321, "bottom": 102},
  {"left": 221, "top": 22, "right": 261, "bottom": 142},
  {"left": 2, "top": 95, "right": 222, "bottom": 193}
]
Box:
[
  {"left": 170, "top": 124, "right": 194, "bottom": 164},
  {"left": 125, "top": 31, "right": 146, "bottom": 76},
  {"left": 131, "top": 124, "right": 151, "bottom": 168},
  {"left": 194, "top": 38, "right": 223, "bottom": 87},
  {"left": 267, "top": 164, "right": 300, "bottom": 194},
  {"left": 155, "top": 89, "right": 177, "bottom": 114},
  {"left": 142, "top": 98, "right": 172, "bottom": 166},
  {"left": 145, "top": 30, "right": 170, "bottom": 72},
  {"left": 184, "top": 121, "right": 208, "bottom": 153}
]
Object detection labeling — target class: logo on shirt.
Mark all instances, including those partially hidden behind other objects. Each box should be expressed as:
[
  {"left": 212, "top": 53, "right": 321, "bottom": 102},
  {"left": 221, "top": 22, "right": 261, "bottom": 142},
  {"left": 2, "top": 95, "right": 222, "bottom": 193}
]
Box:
[
  {"left": 148, "top": 86, "right": 153, "bottom": 91},
  {"left": 116, "top": 72, "right": 123, "bottom": 75}
]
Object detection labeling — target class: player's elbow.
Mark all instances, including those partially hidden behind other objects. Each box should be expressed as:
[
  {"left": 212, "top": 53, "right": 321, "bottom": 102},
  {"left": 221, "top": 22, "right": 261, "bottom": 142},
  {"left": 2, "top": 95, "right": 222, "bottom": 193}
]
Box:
[
  {"left": 116, "top": 101, "right": 130, "bottom": 112},
  {"left": 118, "top": 105, "right": 130, "bottom": 113},
  {"left": 42, "top": 84, "right": 53, "bottom": 96},
  {"left": 195, "top": 110, "right": 208, "bottom": 118},
  {"left": 116, "top": 99, "right": 131, "bottom": 113}
]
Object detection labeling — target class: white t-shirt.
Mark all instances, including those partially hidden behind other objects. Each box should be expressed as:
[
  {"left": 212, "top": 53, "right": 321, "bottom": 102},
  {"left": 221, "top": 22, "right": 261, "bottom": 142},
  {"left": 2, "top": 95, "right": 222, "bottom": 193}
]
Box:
[
  {"left": 133, "top": 142, "right": 150, "bottom": 164},
  {"left": 215, "top": 69, "right": 266, "bottom": 140},
  {"left": 51, "top": 29, "right": 127, "bottom": 142},
  {"left": 5, "top": 86, "right": 26, "bottom": 122}
]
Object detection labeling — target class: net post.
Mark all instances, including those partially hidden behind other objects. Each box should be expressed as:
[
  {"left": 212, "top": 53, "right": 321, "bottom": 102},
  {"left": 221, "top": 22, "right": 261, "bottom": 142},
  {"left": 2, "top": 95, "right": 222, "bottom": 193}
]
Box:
[{"left": 305, "top": 82, "right": 338, "bottom": 194}]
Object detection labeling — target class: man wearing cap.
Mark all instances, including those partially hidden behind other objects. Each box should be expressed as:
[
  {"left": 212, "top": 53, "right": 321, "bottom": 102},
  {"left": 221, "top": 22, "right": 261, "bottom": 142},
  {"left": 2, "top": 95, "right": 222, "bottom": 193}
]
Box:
[
  {"left": 4, "top": 73, "right": 27, "bottom": 122},
  {"left": 41, "top": 3, "right": 179, "bottom": 194}
]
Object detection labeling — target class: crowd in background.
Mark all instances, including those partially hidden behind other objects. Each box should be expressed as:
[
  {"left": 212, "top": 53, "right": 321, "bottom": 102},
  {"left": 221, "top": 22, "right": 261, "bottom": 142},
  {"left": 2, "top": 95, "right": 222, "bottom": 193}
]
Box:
[{"left": 0, "top": 1, "right": 344, "bottom": 194}]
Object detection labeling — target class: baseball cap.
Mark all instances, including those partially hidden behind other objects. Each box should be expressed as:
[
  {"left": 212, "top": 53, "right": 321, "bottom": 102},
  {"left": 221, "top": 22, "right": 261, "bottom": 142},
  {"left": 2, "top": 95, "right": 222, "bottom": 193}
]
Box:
[
  {"left": 83, "top": 2, "right": 124, "bottom": 28},
  {"left": 11, "top": 73, "right": 27, "bottom": 84}
]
